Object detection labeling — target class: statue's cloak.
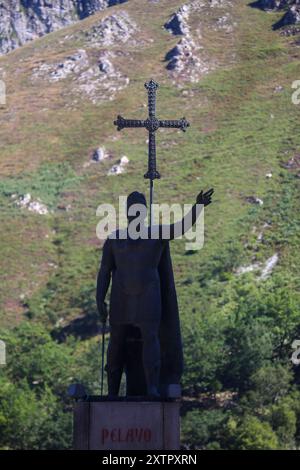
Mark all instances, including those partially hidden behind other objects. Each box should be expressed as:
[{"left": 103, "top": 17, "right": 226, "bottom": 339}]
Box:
[{"left": 158, "top": 241, "right": 183, "bottom": 386}]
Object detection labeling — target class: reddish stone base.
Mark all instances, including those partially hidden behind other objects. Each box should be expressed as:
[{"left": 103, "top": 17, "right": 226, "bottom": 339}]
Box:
[{"left": 73, "top": 400, "right": 180, "bottom": 450}]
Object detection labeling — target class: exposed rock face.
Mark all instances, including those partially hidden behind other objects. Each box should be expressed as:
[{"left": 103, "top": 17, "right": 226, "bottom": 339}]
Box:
[
  {"left": 31, "top": 10, "right": 136, "bottom": 103},
  {"left": 32, "top": 47, "right": 130, "bottom": 103},
  {"left": 258, "top": 1, "right": 300, "bottom": 27},
  {"left": 164, "top": 0, "right": 235, "bottom": 82},
  {"left": 164, "top": 1, "right": 233, "bottom": 83},
  {"left": 258, "top": 0, "right": 283, "bottom": 9},
  {"left": 259, "top": 253, "right": 279, "bottom": 280},
  {"left": 164, "top": 4, "right": 191, "bottom": 36},
  {"left": 281, "top": 3, "right": 300, "bottom": 25},
  {"left": 165, "top": 37, "right": 211, "bottom": 82},
  {"left": 236, "top": 253, "right": 279, "bottom": 280},
  {"left": 32, "top": 49, "right": 89, "bottom": 82},
  {"left": 78, "top": 9, "right": 139, "bottom": 46},
  {"left": 74, "top": 49, "right": 130, "bottom": 104},
  {"left": 0, "top": 0, "right": 129, "bottom": 55},
  {"left": 14, "top": 193, "right": 49, "bottom": 215},
  {"left": 258, "top": 0, "right": 298, "bottom": 9},
  {"left": 78, "top": 0, "right": 128, "bottom": 19}
]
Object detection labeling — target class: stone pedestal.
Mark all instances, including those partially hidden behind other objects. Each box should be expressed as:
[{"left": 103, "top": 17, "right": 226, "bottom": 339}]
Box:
[{"left": 73, "top": 399, "right": 180, "bottom": 450}]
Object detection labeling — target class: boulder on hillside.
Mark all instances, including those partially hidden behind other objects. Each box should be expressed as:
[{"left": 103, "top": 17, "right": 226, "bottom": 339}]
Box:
[
  {"left": 107, "top": 155, "right": 129, "bottom": 175},
  {"left": 92, "top": 146, "right": 109, "bottom": 162}
]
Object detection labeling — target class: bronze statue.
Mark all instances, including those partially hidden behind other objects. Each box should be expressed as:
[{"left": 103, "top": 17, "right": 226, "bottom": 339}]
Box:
[
  {"left": 97, "top": 78, "right": 213, "bottom": 397},
  {"left": 96, "top": 188, "right": 214, "bottom": 397}
]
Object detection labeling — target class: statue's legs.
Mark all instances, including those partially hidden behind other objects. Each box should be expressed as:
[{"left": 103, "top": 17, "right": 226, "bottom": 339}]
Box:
[
  {"left": 107, "top": 324, "right": 127, "bottom": 396},
  {"left": 139, "top": 324, "right": 161, "bottom": 397},
  {"left": 125, "top": 325, "right": 147, "bottom": 396}
]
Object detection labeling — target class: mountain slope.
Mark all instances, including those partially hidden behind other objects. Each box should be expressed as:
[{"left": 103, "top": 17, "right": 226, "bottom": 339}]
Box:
[
  {"left": 0, "top": 0, "right": 300, "bottom": 449},
  {"left": 0, "top": 0, "right": 299, "bottom": 326}
]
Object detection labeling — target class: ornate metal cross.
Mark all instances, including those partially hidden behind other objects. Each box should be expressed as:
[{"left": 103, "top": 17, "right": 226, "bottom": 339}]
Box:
[{"left": 113, "top": 79, "right": 190, "bottom": 223}]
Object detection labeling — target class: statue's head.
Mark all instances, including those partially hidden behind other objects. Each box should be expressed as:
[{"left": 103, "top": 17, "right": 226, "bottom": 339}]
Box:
[{"left": 126, "top": 191, "right": 147, "bottom": 221}]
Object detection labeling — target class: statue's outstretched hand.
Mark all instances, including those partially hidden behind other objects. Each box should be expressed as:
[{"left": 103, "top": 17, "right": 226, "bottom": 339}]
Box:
[
  {"left": 196, "top": 188, "right": 214, "bottom": 207},
  {"left": 98, "top": 301, "right": 108, "bottom": 325}
]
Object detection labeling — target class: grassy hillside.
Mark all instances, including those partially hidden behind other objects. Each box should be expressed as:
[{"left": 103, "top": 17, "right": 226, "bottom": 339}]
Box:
[{"left": 0, "top": 0, "right": 300, "bottom": 449}]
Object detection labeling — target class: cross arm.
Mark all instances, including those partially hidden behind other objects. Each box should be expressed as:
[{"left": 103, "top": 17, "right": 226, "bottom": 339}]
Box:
[
  {"left": 158, "top": 117, "right": 190, "bottom": 132},
  {"left": 113, "top": 115, "right": 147, "bottom": 131}
]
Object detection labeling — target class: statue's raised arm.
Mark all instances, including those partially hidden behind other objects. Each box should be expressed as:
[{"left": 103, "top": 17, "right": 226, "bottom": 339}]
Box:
[{"left": 154, "top": 188, "right": 214, "bottom": 241}]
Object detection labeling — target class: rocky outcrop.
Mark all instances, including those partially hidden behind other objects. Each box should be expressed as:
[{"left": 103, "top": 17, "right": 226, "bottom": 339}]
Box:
[
  {"left": 0, "top": 0, "right": 129, "bottom": 55},
  {"left": 164, "top": 0, "right": 218, "bottom": 82},
  {"left": 258, "top": 0, "right": 297, "bottom": 9},
  {"left": 32, "top": 46, "right": 130, "bottom": 104},
  {"left": 78, "top": 9, "right": 138, "bottom": 46},
  {"left": 164, "top": 4, "right": 191, "bottom": 36},
  {"left": 258, "top": 0, "right": 300, "bottom": 28},
  {"left": 13, "top": 193, "right": 49, "bottom": 215},
  {"left": 78, "top": 0, "right": 128, "bottom": 19},
  {"left": 31, "top": 10, "right": 136, "bottom": 103},
  {"left": 236, "top": 253, "right": 279, "bottom": 280},
  {"left": 280, "top": 3, "right": 300, "bottom": 26},
  {"left": 258, "top": 0, "right": 283, "bottom": 9},
  {"left": 32, "top": 49, "right": 89, "bottom": 82},
  {"left": 165, "top": 37, "right": 211, "bottom": 82},
  {"left": 164, "top": 0, "right": 235, "bottom": 83},
  {"left": 74, "top": 49, "right": 130, "bottom": 104}
]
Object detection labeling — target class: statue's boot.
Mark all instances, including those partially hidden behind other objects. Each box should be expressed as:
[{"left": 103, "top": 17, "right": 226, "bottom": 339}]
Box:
[{"left": 107, "top": 368, "right": 123, "bottom": 397}]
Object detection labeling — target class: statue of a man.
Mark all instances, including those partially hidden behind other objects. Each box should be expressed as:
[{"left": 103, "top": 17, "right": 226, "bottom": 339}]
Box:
[{"left": 96, "top": 188, "right": 214, "bottom": 397}]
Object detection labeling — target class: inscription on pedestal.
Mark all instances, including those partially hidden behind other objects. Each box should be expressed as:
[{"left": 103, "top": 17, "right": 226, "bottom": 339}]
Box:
[{"left": 74, "top": 401, "right": 180, "bottom": 450}]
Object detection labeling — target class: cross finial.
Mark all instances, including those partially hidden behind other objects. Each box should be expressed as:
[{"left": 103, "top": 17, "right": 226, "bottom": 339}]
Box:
[
  {"left": 113, "top": 80, "right": 190, "bottom": 224},
  {"left": 144, "top": 79, "right": 159, "bottom": 92},
  {"left": 113, "top": 79, "right": 190, "bottom": 180}
]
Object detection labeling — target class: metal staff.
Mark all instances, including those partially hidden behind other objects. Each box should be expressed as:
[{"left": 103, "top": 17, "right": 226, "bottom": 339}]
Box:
[{"left": 100, "top": 302, "right": 108, "bottom": 396}]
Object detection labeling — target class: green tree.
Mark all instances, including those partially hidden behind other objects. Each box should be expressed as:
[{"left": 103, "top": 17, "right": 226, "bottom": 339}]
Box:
[
  {"left": 229, "top": 415, "right": 278, "bottom": 450},
  {"left": 223, "top": 317, "right": 274, "bottom": 392},
  {"left": 0, "top": 377, "right": 72, "bottom": 449},
  {"left": 243, "top": 363, "right": 293, "bottom": 409},
  {"left": 182, "top": 312, "right": 227, "bottom": 393},
  {"left": 0, "top": 323, "right": 76, "bottom": 449},
  {"left": 181, "top": 409, "right": 228, "bottom": 449},
  {"left": 270, "top": 401, "right": 297, "bottom": 449}
]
